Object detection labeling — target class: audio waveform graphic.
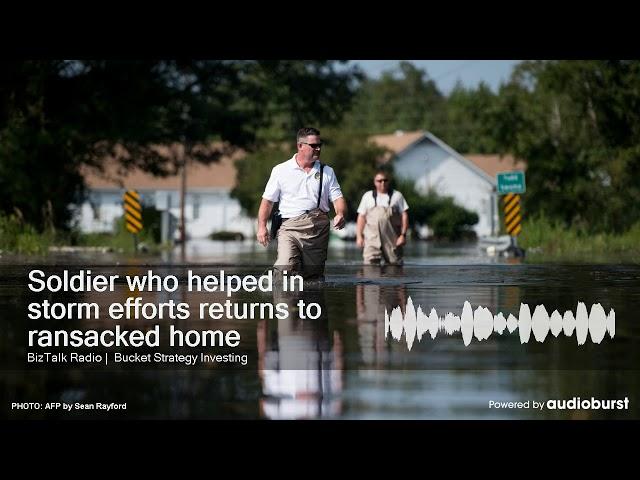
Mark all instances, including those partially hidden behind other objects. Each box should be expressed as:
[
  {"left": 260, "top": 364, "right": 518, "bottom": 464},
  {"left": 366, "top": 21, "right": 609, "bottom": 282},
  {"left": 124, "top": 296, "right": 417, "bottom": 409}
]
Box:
[{"left": 384, "top": 299, "right": 615, "bottom": 349}]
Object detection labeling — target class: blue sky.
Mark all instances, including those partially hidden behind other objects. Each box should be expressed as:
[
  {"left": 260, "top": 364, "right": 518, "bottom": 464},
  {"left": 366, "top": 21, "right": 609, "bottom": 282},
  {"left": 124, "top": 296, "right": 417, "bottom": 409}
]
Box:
[{"left": 349, "top": 60, "right": 521, "bottom": 94}]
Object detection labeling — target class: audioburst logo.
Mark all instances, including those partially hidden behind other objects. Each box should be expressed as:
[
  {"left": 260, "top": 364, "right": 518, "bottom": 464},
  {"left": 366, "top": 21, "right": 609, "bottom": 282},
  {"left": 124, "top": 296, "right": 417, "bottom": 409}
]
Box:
[{"left": 546, "top": 397, "right": 629, "bottom": 410}]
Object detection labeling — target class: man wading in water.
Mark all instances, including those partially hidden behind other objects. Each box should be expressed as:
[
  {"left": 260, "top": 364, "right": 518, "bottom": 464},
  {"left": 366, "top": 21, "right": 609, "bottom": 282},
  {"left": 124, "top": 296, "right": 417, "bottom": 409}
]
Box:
[
  {"left": 256, "top": 127, "right": 346, "bottom": 280},
  {"left": 356, "top": 170, "right": 409, "bottom": 265}
]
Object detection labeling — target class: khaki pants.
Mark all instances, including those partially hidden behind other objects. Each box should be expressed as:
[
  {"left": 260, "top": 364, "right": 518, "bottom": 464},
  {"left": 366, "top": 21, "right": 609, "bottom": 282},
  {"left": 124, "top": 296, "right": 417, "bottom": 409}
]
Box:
[
  {"left": 363, "top": 206, "right": 403, "bottom": 265},
  {"left": 275, "top": 209, "right": 330, "bottom": 280}
]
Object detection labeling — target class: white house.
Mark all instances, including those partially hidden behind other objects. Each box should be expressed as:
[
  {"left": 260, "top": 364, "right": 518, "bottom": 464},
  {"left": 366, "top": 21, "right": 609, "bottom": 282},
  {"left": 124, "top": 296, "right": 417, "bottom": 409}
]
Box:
[
  {"left": 75, "top": 145, "right": 255, "bottom": 240},
  {"left": 370, "top": 131, "right": 526, "bottom": 237}
]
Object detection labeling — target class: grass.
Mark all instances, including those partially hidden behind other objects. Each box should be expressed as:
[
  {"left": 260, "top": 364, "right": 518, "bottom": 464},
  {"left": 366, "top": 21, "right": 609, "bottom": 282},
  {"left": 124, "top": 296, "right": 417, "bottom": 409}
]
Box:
[
  {"left": 77, "top": 228, "right": 163, "bottom": 255},
  {"left": 0, "top": 214, "right": 164, "bottom": 256},
  {"left": 4, "top": 211, "right": 640, "bottom": 263},
  {"left": 518, "top": 215, "right": 640, "bottom": 263},
  {"left": 0, "top": 214, "right": 55, "bottom": 255}
]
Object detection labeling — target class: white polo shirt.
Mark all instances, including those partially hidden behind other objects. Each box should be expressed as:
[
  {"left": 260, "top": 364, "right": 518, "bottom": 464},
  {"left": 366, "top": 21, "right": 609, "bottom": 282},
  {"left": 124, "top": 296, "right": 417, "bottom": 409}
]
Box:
[
  {"left": 262, "top": 155, "right": 343, "bottom": 218},
  {"left": 357, "top": 190, "right": 409, "bottom": 216}
]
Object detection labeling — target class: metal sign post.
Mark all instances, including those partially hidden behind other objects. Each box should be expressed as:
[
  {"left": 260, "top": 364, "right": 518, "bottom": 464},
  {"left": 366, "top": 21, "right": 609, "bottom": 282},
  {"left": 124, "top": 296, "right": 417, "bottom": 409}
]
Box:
[{"left": 497, "top": 171, "right": 526, "bottom": 258}]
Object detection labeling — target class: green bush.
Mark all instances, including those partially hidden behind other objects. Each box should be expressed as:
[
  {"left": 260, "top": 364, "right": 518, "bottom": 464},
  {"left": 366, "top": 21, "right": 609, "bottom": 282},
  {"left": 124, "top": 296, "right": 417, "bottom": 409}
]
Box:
[
  {"left": 0, "top": 213, "right": 53, "bottom": 254},
  {"left": 430, "top": 198, "right": 479, "bottom": 240},
  {"left": 395, "top": 179, "right": 478, "bottom": 240}
]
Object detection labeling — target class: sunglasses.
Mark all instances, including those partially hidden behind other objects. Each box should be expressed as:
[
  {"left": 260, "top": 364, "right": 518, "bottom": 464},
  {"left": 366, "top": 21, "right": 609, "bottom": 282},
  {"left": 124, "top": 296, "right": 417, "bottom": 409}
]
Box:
[
  {"left": 301, "top": 142, "right": 323, "bottom": 149},
  {"left": 375, "top": 179, "right": 389, "bottom": 183}
]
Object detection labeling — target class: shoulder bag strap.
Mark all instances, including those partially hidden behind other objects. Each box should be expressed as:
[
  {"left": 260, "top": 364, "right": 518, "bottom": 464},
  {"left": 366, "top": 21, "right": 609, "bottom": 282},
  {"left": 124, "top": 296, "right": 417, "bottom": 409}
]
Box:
[{"left": 317, "top": 163, "right": 325, "bottom": 209}]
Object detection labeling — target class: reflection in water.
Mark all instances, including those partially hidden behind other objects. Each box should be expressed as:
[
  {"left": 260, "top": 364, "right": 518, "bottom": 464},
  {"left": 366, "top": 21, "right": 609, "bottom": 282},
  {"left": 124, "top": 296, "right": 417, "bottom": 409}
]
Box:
[
  {"left": 2, "top": 262, "right": 639, "bottom": 419},
  {"left": 356, "top": 266, "right": 407, "bottom": 366},
  {"left": 257, "top": 284, "right": 343, "bottom": 419}
]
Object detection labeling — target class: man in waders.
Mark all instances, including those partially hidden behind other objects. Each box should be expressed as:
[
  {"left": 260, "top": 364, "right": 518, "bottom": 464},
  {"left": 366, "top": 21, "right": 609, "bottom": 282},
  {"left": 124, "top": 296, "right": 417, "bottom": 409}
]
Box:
[
  {"left": 356, "top": 170, "right": 409, "bottom": 265},
  {"left": 256, "top": 127, "right": 347, "bottom": 280}
]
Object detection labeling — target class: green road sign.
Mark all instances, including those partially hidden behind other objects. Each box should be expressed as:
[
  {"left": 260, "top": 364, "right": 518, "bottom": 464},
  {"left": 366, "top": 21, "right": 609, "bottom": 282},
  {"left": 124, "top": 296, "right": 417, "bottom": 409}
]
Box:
[{"left": 497, "top": 171, "right": 526, "bottom": 195}]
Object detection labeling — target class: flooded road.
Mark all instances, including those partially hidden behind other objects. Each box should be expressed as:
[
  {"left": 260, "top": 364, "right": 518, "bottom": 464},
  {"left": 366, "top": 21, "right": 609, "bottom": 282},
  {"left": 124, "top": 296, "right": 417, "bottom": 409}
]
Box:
[{"left": 1, "top": 241, "right": 638, "bottom": 419}]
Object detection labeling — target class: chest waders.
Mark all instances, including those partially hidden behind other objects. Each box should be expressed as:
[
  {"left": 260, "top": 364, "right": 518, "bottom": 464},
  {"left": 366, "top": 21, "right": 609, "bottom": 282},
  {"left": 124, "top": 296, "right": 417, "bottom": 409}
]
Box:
[
  {"left": 363, "top": 189, "right": 403, "bottom": 265},
  {"left": 274, "top": 163, "right": 330, "bottom": 280}
]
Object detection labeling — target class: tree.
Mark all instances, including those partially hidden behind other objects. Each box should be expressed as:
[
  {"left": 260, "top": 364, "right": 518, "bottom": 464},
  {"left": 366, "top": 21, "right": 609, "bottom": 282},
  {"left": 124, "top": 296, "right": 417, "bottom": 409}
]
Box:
[
  {"left": 490, "top": 60, "right": 640, "bottom": 233},
  {"left": 319, "top": 127, "right": 388, "bottom": 220},
  {"left": 231, "top": 127, "right": 386, "bottom": 220},
  {"left": 0, "top": 60, "right": 362, "bottom": 229},
  {"left": 438, "top": 81, "right": 499, "bottom": 153},
  {"left": 230, "top": 145, "right": 288, "bottom": 218},
  {"left": 341, "top": 61, "right": 446, "bottom": 134}
]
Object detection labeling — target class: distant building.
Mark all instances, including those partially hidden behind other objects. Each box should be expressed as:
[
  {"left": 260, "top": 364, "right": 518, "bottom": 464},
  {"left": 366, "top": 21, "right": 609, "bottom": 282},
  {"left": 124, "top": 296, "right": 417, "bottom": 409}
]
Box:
[
  {"left": 370, "top": 130, "right": 526, "bottom": 237},
  {"left": 76, "top": 144, "right": 255, "bottom": 239}
]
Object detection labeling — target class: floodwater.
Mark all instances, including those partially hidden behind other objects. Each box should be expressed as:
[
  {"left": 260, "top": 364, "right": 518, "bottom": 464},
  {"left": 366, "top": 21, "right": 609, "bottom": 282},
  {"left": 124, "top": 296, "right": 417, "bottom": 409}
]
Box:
[{"left": 1, "top": 240, "right": 638, "bottom": 419}]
